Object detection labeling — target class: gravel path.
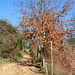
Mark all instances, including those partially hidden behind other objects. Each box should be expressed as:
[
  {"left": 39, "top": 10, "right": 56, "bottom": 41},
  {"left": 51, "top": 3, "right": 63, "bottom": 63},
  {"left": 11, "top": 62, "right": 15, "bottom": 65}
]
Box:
[{"left": 0, "top": 54, "right": 45, "bottom": 75}]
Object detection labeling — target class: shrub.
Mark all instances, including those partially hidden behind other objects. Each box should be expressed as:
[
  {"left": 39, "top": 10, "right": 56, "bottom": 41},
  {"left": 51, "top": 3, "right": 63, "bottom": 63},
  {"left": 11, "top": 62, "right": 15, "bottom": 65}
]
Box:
[{"left": 17, "top": 52, "right": 23, "bottom": 57}]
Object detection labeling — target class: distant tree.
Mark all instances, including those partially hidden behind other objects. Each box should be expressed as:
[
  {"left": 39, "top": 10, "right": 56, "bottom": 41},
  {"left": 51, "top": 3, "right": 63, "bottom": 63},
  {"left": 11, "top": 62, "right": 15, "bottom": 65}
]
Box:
[
  {"left": 66, "top": 15, "right": 75, "bottom": 51},
  {"left": 0, "top": 19, "right": 14, "bottom": 56},
  {"left": 0, "top": 19, "right": 22, "bottom": 58}
]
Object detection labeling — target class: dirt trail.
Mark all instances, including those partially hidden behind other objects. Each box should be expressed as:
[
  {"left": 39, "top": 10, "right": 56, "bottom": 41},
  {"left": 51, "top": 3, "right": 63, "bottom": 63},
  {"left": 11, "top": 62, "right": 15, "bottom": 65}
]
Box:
[{"left": 0, "top": 53, "right": 45, "bottom": 75}]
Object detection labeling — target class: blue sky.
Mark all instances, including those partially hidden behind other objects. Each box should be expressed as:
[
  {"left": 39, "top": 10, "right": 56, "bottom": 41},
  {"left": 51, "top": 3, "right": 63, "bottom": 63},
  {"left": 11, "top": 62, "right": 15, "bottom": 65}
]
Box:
[
  {"left": 0, "top": 0, "right": 75, "bottom": 27},
  {"left": 0, "top": 0, "right": 22, "bottom": 26}
]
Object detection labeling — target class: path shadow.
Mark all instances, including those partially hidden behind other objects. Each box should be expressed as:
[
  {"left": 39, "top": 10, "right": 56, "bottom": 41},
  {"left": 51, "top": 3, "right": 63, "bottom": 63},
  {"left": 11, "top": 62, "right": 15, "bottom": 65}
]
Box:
[
  {"left": 15, "top": 55, "right": 45, "bottom": 74},
  {"left": 28, "top": 68, "right": 46, "bottom": 74},
  {"left": 16, "top": 57, "right": 40, "bottom": 68}
]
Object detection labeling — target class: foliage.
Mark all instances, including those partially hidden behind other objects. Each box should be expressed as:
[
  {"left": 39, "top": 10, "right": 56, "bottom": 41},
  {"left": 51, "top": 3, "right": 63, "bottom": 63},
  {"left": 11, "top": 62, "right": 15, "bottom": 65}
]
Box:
[
  {"left": 0, "top": 19, "right": 14, "bottom": 56},
  {"left": 0, "top": 19, "right": 23, "bottom": 59},
  {"left": 17, "top": 52, "right": 23, "bottom": 57},
  {"left": 16, "top": 0, "right": 74, "bottom": 51},
  {"left": 14, "top": 0, "right": 74, "bottom": 74}
]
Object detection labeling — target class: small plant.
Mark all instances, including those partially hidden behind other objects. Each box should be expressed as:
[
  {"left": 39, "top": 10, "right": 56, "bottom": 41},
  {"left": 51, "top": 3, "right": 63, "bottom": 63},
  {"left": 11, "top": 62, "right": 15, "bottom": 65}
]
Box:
[
  {"left": 10, "top": 57, "right": 18, "bottom": 62},
  {"left": 10, "top": 59, "right": 15, "bottom": 62},
  {"left": 14, "top": 57, "right": 18, "bottom": 61},
  {"left": 0, "top": 57, "right": 2, "bottom": 60},
  {"left": 35, "top": 58, "right": 38, "bottom": 60},
  {"left": 17, "top": 52, "right": 23, "bottom": 57}
]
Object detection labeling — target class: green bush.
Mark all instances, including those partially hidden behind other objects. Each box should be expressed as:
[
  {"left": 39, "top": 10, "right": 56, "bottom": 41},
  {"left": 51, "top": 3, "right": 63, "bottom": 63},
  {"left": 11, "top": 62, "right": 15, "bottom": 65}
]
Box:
[
  {"left": 10, "top": 59, "right": 15, "bottom": 62},
  {"left": 17, "top": 52, "right": 23, "bottom": 57},
  {"left": 14, "top": 57, "right": 18, "bottom": 61},
  {"left": 10, "top": 57, "right": 19, "bottom": 62}
]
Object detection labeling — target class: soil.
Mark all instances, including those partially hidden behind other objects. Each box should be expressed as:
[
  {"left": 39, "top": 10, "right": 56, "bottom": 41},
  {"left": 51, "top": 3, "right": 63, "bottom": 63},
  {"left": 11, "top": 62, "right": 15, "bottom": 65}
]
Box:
[{"left": 0, "top": 52, "right": 46, "bottom": 75}]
